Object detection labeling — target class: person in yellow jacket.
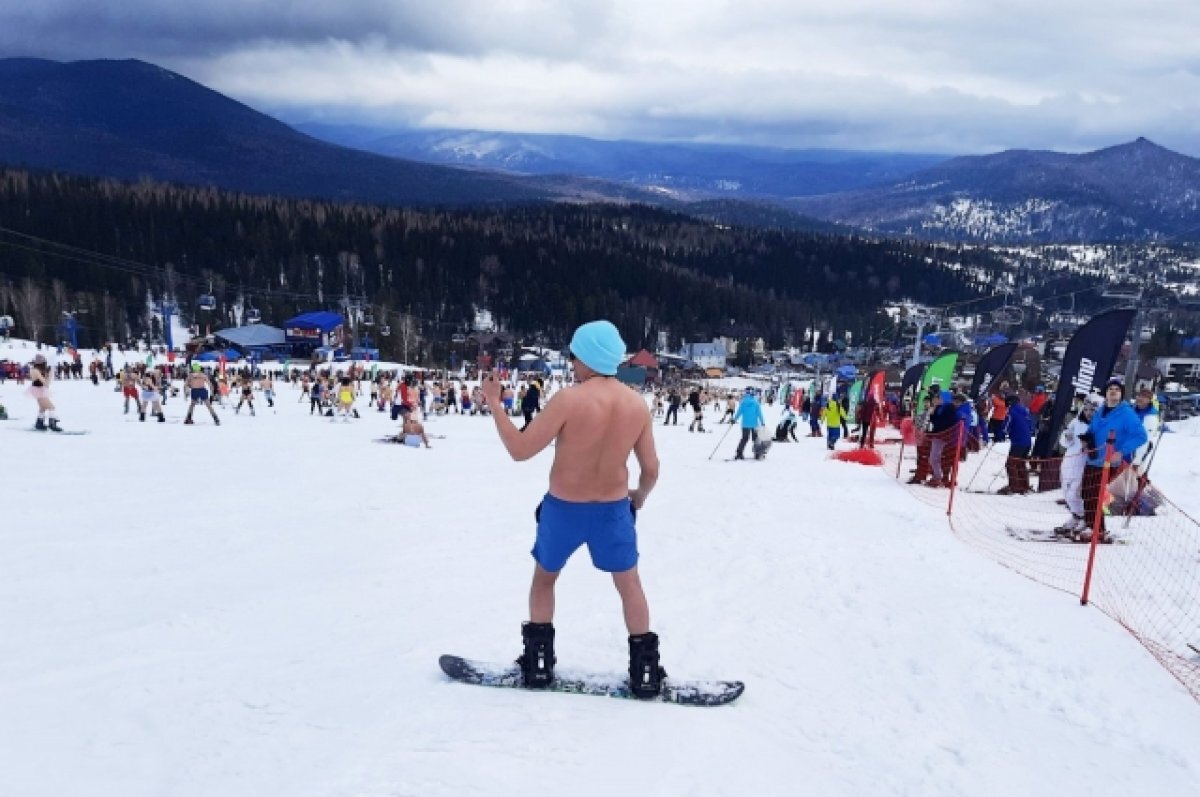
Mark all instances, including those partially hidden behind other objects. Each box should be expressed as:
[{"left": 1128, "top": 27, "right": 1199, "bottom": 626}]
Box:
[{"left": 822, "top": 398, "right": 845, "bottom": 450}]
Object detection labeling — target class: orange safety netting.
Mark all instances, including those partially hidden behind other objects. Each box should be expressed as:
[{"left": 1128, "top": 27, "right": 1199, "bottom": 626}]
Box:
[{"left": 878, "top": 422, "right": 1200, "bottom": 703}]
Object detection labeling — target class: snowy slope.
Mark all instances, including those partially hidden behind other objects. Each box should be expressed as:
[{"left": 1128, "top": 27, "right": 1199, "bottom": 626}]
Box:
[{"left": 0, "top": 369, "right": 1198, "bottom": 796}]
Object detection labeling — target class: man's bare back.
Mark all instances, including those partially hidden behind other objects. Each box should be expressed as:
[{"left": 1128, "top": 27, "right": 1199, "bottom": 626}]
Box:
[{"left": 547, "top": 377, "right": 653, "bottom": 502}]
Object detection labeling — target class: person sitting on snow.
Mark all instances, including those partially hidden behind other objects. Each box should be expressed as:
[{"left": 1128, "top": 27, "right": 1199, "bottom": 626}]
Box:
[{"left": 775, "top": 407, "right": 799, "bottom": 442}]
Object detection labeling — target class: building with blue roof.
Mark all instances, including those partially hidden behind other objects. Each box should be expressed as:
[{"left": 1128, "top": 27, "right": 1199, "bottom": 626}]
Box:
[{"left": 283, "top": 312, "right": 345, "bottom": 356}]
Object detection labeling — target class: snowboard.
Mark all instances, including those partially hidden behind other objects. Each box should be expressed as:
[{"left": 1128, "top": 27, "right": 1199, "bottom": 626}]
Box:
[
  {"left": 438, "top": 654, "right": 744, "bottom": 707},
  {"left": 753, "top": 440, "right": 772, "bottom": 460},
  {"left": 1005, "top": 526, "right": 1125, "bottom": 545},
  {"left": 15, "top": 427, "right": 88, "bottom": 436},
  {"left": 374, "top": 434, "right": 446, "bottom": 444},
  {"left": 1005, "top": 526, "right": 1074, "bottom": 544}
]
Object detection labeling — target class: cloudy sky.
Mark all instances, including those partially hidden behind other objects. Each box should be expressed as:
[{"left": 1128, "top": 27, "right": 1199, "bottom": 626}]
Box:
[{"left": 2, "top": 0, "right": 1198, "bottom": 155}]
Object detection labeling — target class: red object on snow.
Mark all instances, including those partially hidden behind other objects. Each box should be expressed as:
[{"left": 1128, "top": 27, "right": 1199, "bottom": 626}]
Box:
[
  {"left": 833, "top": 449, "right": 884, "bottom": 466},
  {"left": 900, "top": 417, "right": 917, "bottom": 446}
]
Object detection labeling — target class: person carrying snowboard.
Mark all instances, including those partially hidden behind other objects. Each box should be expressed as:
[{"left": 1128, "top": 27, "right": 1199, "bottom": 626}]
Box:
[
  {"left": 731, "top": 387, "right": 765, "bottom": 459},
  {"left": 479, "top": 319, "right": 665, "bottom": 698}
]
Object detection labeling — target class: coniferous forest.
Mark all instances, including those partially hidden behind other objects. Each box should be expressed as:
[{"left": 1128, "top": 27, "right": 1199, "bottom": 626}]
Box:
[{"left": 0, "top": 168, "right": 1003, "bottom": 361}]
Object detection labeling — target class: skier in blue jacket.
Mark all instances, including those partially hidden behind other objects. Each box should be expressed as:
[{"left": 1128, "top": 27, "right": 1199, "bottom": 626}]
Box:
[
  {"left": 999, "top": 394, "right": 1033, "bottom": 494},
  {"left": 1077, "top": 378, "right": 1149, "bottom": 542},
  {"left": 732, "top": 387, "right": 765, "bottom": 460}
]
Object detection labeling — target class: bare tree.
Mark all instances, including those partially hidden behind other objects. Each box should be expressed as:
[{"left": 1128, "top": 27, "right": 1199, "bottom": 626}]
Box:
[
  {"left": 395, "top": 311, "right": 422, "bottom": 365},
  {"left": 13, "top": 278, "right": 47, "bottom": 342},
  {"left": 51, "top": 279, "right": 68, "bottom": 315}
]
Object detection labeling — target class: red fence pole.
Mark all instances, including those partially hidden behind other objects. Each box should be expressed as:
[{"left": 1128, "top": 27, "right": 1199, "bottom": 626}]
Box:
[
  {"left": 1080, "top": 431, "right": 1117, "bottom": 606},
  {"left": 946, "top": 421, "right": 965, "bottom": 517}
]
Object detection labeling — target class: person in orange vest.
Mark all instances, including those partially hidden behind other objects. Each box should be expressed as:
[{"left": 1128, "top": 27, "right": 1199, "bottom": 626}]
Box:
[
  {"left": 1029, "top": 385, "right": 1048, "bottom": 415},
  {"left": 988, "top": 390, "right": 1008, "bottom": 443}
]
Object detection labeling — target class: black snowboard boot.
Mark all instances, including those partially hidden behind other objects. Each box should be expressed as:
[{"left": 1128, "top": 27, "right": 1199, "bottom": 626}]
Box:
[
  {"left": 34, "top": 417, "right": 47, "bottom": 431},
  {"left": 48, "top": 418, "right": 62, "bottom": 433},
  {"left": 516, "top": 622, "right": 556, "bottom": 688},
  {"left": 628, "top": 632, "right": 667, "bottom": 698}
]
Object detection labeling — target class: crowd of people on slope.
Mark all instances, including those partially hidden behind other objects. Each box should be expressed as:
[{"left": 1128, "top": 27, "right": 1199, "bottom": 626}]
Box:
[
  {"left": 2, "top": 340, "right": 572, "bottom": 441},
  {"left": 903, "top": 377, "right": 1155, "bottom": 544},
  {"left": 646, "top": 380, "right": 901, "bottom": 461}
]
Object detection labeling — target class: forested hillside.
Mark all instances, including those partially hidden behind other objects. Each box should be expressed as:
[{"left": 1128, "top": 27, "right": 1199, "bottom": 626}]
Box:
[{"left": 0, "top": 169, "right": 998, "bottom": 358}]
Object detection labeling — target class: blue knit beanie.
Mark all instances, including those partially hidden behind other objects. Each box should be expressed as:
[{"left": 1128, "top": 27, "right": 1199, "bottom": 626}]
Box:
[{"left": 569, "top": 320, "right": 625, "bottom": 376}]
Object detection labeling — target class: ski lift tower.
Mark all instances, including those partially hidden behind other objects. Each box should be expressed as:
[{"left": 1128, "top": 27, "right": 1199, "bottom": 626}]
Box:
[
  {"left": 1103, "top": 273, "right": 1148, "bottom": 389},
  {"left": 908, "top": 310, "right": 940, "bottom": 368},
  {"left": 155, "top": 300, "right": 178, "bottom": 352},
  {"left": 60, "top": 309, "right": 84, "bottom": 349}
]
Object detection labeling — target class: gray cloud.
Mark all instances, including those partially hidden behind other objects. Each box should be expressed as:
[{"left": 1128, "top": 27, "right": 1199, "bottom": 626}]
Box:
[
  {"left": 1, "top": 0, "right": 1198, "bottom": 155},
  {"left": 0, "top": 2, "right": 613, "bottom": 60}
]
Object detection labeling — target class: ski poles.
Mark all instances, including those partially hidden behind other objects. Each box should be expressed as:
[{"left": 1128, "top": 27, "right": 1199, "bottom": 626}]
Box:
[
  {"left": 962, "top": 442, "right": 996, "bottom": 492},
  {"left": 707, "top": 422, "right": 736, "bottom": 460},
  {"left": 1122, "top": 423, "right": 1166, "bottom": 529}
]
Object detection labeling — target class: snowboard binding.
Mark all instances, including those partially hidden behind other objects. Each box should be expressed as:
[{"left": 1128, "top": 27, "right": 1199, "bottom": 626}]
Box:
[
  {"left": 516, "top": 622, "right": 556, "bottom": 688},
  {"left": 628, "top": 632, "right": 667, "bottom": 698}
]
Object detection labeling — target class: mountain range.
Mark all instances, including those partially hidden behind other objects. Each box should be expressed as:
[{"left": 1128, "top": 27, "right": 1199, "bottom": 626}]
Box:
[
  {"left": 290, "top": 122, "right": 947, "bottom": 198},
  {"left": 1, "top": 58, "right": 1198, "bottom": 243},
  {"left": 789, "top": 139, "right": 1200, "bottom": 243},
  {"left": 0, "top": 58, "right": 543, "bottom": 206}
]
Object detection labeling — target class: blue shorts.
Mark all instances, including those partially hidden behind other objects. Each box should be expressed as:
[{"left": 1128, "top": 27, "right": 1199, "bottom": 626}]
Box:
[
  {"left": 531, "top": 494, "right": 638, "bottom": 573},
  {"left": 190, "top": 388, "right": 209, "bottom": 402}
]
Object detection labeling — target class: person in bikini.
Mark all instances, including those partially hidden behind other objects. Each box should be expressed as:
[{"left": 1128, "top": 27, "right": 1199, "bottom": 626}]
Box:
[
  {"left": 479, "top": 320, "right": 665, "bottom": 698},
  {"left": 235, "top": 375, "right": 256, "bottom": 416},
  {"left": 140, "top": 369, "right": 165, "bottom": 422},
  {"left": 336, "top": 375, "right": 356, "bottom": 421},
  {"left": 121, "top": 368, "right": 142, "bottom": 416},
  {"left": 29, "top": 353, "right": 63, "bottom": 431}
]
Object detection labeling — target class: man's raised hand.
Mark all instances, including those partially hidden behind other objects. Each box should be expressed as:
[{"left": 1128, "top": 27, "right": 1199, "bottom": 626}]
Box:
[{"left": 480, "top": 372, "right": 502, "bottom": 405}]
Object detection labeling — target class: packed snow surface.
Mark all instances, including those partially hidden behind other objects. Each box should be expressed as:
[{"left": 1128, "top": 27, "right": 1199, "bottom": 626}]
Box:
[{"left": 1, "top": 353, "right": 1198, "bottom": 796}]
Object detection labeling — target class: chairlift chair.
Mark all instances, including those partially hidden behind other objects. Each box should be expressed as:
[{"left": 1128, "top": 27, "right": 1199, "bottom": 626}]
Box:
[
  {"left": 990, "top": 306, "right": 1024, "bottom": 327},
  {"left": 1102, "top": 282, "right": 1142, "bottom": 302},
  {"left": 0, "top": 315, "right": 14, "bottom": 330},
  {"left": 362, "top": 312, "right": 376, "bottom": 327},
  {"left": 380, "top": 324, "right": 392, "bottom": 337},
  {"left": 247, "top": 308, "right": 262, "bottom": 324},
  {"left": 198, "top": 294, "right": 217, "bottom": 311}
]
